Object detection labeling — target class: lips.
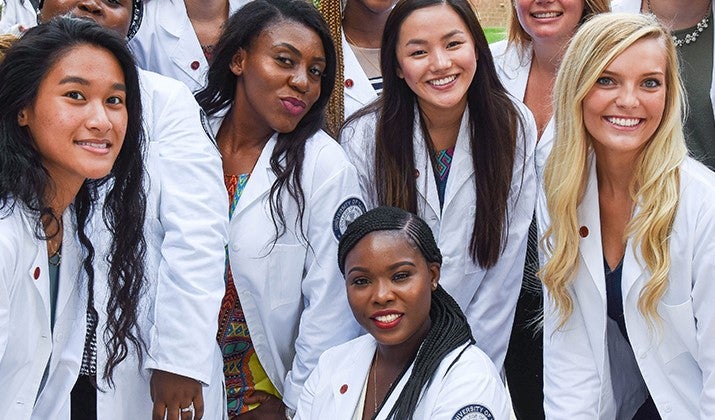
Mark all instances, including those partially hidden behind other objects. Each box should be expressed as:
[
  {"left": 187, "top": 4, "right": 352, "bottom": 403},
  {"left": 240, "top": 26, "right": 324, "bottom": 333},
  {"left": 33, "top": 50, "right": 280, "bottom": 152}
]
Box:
[
  {"left": 370, "top": 310, "right": 404, "bottom": 329},
  {"left": 75, "top": 140, "right": 111, "bottom": 154},
  {"left": 281, "top": 97, "right": 307, "bottom": 116},
  {"left": 428, "top": 74, "right": 457, "bottom": 87},
  {"left": 531, "top": 11, "right": 563, "bottom": 18},
  {"left": 604, "top": 116, "right": 643, "bottom": 128}
]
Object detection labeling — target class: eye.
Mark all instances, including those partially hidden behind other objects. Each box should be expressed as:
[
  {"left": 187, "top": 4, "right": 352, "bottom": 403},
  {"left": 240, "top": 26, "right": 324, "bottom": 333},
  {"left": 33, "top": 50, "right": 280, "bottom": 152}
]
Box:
[
  {"left": 309, "top": 65, "right": 324, "bottom": 78},
  {"left": 446, "top": 40, "right": 464, "bottom": 49},
  {"left": 596, "top": 76, "right": 614, "bottom": 87},
  {"left": 642, "top": 78, "right": 662, "bottom": 88},
  {"left": 276, "top": 55, "right": 294, "bottom": 66},
  {"left": 392, "top": 271, "right": 410, "bottom": 282},
  {"left": 65, "top": 91, "right": 86, "bottom": 100},
  {"left": 106, "top": 0, "right": 123, "bottom": 6},
  {"left": 106, "top": 95, "right": 125, "bottom": 105},
  {"left": 408, "top": 49, "right": 427, "bottom": 57},
  {"left": 350, "top": 276, "right": 370, "bottom": 286}
]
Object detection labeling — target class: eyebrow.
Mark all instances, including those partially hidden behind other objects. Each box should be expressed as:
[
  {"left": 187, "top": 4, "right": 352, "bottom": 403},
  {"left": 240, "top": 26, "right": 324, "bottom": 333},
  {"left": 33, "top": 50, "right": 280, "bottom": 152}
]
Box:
[
  {"left": 601, "top": 69, "right": 665, "bottom": 77},
  {"left": 405, "top": 29, "right": 465, "bottom": 46},
  {"left": 59, "top": 76, "right": 127, "bottom": 92},
  {"left": 346, "top": 260, "right": 417, "bottom": 275},
  {"left": 274, "top": 42, "right": 327, "bottom": 64}
]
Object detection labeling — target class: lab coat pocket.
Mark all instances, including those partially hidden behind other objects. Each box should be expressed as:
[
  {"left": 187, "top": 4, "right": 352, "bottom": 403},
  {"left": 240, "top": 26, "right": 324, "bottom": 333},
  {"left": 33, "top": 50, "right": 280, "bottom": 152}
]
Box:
[
  {"left": 268, "top": 244, "right": 304, "bottom": 310},
  {"left": 657, "top": 300, "right": 696, "bottom": 363}
]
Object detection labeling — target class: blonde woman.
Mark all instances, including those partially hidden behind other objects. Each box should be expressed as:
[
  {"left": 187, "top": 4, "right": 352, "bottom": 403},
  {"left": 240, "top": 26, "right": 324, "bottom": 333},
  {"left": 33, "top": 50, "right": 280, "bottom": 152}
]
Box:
[{"left": 540, "top": 13, "right": 715, "bottom": 418}]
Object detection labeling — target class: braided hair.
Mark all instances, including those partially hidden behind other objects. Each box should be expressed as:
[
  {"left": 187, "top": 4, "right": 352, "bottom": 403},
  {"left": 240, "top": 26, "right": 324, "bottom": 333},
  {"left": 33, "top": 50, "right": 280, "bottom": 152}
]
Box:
[{"left": 338, "top": 206, "right": 474, "bottom": 419}]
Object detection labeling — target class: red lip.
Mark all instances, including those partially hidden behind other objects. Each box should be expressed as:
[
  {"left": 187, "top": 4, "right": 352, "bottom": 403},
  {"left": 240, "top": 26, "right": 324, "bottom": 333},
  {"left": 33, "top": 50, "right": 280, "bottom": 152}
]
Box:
[
  {"left": 370, "top": 310, "right": 404, "bottom": 330},
  {"left": 281, "top": 97, "right": 307, "bottom": 116}
]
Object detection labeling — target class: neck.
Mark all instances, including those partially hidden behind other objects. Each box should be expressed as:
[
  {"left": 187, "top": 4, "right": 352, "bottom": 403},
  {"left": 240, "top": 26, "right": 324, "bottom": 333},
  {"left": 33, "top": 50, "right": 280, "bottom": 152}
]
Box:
[
  {"left": 531, "top": 38, "right": 567, "bottom": 76},
  {"left": 421, "top": 102, "right": 465, "bottom": 150},
  {"left": 343, "top": 1, "right": 391, "bottom": 48},
  {"left": 219, "top": 109, "right": 273, "bottom": 153},
  {"left": 185, "top": 0, "right": 228, "bottom": 22},
  {"left": 375, "top": 318, "right": 431, "bottom": 368},
  {"left": 593, "top": 148, "right": 638, "bottom": 198},
  {"left": 645, "top": 0, "right": 711, "bottom": 30}
]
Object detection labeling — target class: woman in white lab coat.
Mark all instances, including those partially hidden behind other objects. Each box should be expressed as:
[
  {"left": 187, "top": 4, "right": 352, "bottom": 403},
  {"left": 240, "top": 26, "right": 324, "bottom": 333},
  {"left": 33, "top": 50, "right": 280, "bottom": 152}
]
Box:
[
  {"left": 296, "top": 206, "right": 510, "bottom": 420},
  {"left": 540, "top": 13, "right": 715, "bottom": 418},
  {"left": 611, "top": 0, "right": 715, "bottom": 171},
  {"left": 195, "top": 0, "right": 363, "bottom": 417},
  {"left": 489, "top": 1, "right": 609, "bottom": 416},
  {"left": 0, "top": 0, "right": 36, "bottom": 34},
  {"left": 0, "top": 17, "right": 146, "bottom": 419},
  {"left": 341, "top": 0, "right": 536, "bottom": 372},
  {"left": 129, "top": 0, "right": 248, "bottom": 92}
]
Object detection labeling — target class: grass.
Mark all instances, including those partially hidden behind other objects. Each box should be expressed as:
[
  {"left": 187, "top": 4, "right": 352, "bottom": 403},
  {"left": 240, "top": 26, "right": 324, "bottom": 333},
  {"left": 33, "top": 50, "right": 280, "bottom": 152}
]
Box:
[{"left": 484, "top": 27, "right": 507, "bottom": 44}]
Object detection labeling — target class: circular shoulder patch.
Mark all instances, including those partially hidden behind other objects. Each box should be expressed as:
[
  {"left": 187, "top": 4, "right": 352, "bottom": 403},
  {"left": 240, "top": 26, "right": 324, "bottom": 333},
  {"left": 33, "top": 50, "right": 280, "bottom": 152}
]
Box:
[
  {"left": 332, "top": 197, "right": 366, "bottom": 240},
  {"left": 200, "top": 108, "right": 218, "bottom": 148},
  {"left": 452, "top": 404, "right": 494, "bottom": 420}
]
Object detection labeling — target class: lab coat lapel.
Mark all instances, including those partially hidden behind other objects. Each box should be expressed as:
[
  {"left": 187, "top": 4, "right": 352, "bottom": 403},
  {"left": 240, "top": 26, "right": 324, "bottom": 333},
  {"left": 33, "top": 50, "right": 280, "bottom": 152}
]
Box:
[
  {"left": 233, "top": 134, "right": 278, "bottom": 217},
  {"left": 578, "top": 156, "right": 607, "bottom": 301},
  {"left": 413, "top": 115, "right": 441, "bottom": 219},
  {"left": 331, "top": 338, "right": 376, "bottom": 416},
  {"left": 159, "top": 0, "right": 205, "bottom": 88},
  {"left": 442, "top": 111, "right": 474, "bottom": 211},
  {"left": 54, "top": 211, "right": 81, "bottom": 326},
  {"left": 342, "top": 34, "right": 378, "bottom": 107},
  {"left": 28, "top": 243, "right": 51, "bottom": 325}
]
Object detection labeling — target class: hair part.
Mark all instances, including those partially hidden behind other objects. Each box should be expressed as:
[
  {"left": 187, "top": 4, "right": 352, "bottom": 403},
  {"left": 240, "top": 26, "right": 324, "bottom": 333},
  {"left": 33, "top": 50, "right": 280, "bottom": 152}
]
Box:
[
  {"left": 0, "top": 16, "right": 147, "bottom": 383},
  {"left": 540, "top": 13, "right": 686, "bottom": 330},
  {"left": 196, "top": 0, "right": 336, "bottom": 244},
  {"left": 338, "top": 207, "right": 473, "bottom": 419}
]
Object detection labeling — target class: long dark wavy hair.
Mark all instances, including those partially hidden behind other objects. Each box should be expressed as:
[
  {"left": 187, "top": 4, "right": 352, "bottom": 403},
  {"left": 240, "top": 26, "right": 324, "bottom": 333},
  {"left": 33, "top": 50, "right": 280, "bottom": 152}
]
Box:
[
  {"left": 345, "top": 0, "right": 526, "bottom": 268},
  {"left": 338, "top": 206, "right": 474, "bottom": 420},
  {"left": 195, "top": 0, "right": 336, "bottom": 241},
  {"left": 0, "top": 17, "right": 146, "bottom": 383}
]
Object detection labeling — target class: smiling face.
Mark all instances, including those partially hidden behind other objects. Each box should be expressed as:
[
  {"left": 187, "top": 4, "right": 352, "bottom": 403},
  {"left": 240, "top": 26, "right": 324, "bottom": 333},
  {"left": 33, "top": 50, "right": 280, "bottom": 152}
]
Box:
[
  {"left": 344, "top": 231, "right": 439, "bottom": 354},
  {"left": 582, "top": 37, "right": 667, "bottom": 161},
  {"left": 514, "top": 0, "right": 584, "bottom": 45},
  {"left": 395, "top": 4, "right": 477, "bottom": 121},
  {"left": 19, "top": 44, "right": 128, "bottom": 192},
  {"left": 39, "top": 0, "right": 132, "bottom": 37},
  {"left": 231, "top": 20, "right": 325, "bottom": 139}
]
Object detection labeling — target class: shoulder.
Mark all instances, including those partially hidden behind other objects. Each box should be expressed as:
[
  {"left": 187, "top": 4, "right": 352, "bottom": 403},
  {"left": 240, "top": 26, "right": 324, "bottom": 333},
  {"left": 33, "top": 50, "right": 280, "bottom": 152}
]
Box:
[
  {"left": 138, "top": 68, "right": 195, "bottom": 102},
  {"left": 317, "top": 334, "right": 374, "bottom": 366},
  {"left": 303, "top": 129, "right": 354, "bottom": 172},
  {"left": 440, "top": 343, "right": 502, "bottom": 380},
  {"left": 340, "top": 111, "right": 378, "bottom": 146},
  {"left": 489, "top": 39, "right": 509, "bottom": 58},
  {"left": 679, "top": 157, "right": 715, "bottom": 214},
  {"left": 611, "top": 0, "right": 641, "bottom": 13}
]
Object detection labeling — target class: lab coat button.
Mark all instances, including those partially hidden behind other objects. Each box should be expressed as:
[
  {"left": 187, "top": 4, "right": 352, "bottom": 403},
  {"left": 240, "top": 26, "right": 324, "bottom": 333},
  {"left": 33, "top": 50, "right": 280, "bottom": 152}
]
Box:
[
  {"left": 639, "top": 352, "right": 647, "bottom": 359},
  {"left": 664, "top": 404, "right": 671, "bottom": 413},
  {"left": 190, "top": 61, "right": 200, "bottom": 70},
  {"left": 579, "top": 226, "right": 589, "bottom": 238},
  {"left": 344, "top": 78, "right": 354, "bottom": 88},
  {"left": 340, "top": 384, "right": 348, "bottom": 394},
  {"left": 33, "top": 266, "right": 40, "bottom": 279},
  {"left": 231, "top": 242, "right": 240, "bottom": 252}
]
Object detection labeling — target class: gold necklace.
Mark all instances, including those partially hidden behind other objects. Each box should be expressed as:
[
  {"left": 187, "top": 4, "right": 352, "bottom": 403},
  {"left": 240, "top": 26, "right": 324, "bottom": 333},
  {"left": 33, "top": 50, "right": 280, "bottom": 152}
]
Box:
[{"left": 344, "top": 31, "right": 381, "bottom": 74}]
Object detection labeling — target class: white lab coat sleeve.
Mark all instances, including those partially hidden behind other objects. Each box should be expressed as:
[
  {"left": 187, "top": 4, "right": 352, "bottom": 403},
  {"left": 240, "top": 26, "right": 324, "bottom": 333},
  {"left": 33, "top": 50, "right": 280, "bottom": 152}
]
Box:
[
  {"left": 281, "top": 143, "right": 363, "bottom": 409},
  {"left": 464, "top": 105, "right": 537, "bottom": 371},
  {"left": 339, "top": 114, "right": 379, "bottom": 209},
  {"left": 429, "top": 352, "right": 511, "bottom": 419},
  {"left": 542, "top": 285, "right": 602, "bottom": 419},
  {"left": 692, "top": 201, "right": 715, "bottom": 417},
  {"left": 143, "top": 81, "right": 228, "bottom": 384}
]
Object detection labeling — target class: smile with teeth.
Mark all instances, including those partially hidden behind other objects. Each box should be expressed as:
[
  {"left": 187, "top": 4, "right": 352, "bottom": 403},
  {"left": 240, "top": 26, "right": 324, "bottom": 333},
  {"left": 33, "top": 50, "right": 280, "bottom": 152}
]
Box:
[
  {"left": 532, "top": 11, "right": 562, "bottom": 18},
  {"left": 75, "top": 141, "right": 109, "bottom": 149},
  {"left": 606, "top": 116, "right": 642, "bottom": 127},
  {"left": 429, "top": 75, "right": 457, "bottom": 86},
  {"left": 374, "top": 313, "right": 402, "bottom": 323}
]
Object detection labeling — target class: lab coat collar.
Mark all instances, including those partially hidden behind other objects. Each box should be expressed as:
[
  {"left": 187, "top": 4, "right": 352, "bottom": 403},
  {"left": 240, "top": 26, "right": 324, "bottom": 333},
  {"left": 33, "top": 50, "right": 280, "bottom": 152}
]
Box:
[
  {"left": 330, "top": 337, "right": 376, "bottom": 416},
  {"left": 157, "top": 0, "right": 205, "bottom": 87},
  {"left": 232, "top": 133, "right": 278, "bottom": 217},
  {"left": 342, "top": 33, "right": 379, "bottom": 107}
]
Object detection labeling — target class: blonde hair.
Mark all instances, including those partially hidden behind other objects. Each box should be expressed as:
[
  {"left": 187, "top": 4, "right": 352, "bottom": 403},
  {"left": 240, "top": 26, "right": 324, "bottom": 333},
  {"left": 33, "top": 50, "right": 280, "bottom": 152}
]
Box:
[
  {"left": 0, "top": 34, "right": 19, "bottom": 63},
  {"left": 507, "top": 0, "right": 610, "bottom": 51},
  {"left": 540, "top": 13, "right": 687, "bottom": 329}
]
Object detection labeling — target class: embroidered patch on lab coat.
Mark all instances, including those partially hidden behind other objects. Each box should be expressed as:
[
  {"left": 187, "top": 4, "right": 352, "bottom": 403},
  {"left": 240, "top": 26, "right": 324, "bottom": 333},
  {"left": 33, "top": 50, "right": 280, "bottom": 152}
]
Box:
[
  {"left": 452, "top": 404, "right": 494, "bottom": 420},
  {"left": 333, "top": 197, "right": 366, "bottom": 240}
]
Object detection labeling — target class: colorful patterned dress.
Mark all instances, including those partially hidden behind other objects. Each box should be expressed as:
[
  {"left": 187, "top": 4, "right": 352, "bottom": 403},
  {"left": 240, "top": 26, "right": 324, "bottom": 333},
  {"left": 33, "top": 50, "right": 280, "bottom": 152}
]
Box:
[{"left": 218, "top": 174, "right": 280, "bottom": 418}]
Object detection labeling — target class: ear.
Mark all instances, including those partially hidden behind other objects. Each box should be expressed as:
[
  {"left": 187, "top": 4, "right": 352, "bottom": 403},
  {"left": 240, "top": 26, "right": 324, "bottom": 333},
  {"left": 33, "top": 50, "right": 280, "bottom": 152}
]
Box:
[
  {"left": 229, "top": 49, "right": 246, "bottom": 77},
  {"left": 396, "top": 66, "right": 404, "bottom": 79},
  {"left": 17, "top": 109, "right": 29, "bottom": 126},
  {"left": 429, "top": 262, "right": 440, "bottom": 291}
]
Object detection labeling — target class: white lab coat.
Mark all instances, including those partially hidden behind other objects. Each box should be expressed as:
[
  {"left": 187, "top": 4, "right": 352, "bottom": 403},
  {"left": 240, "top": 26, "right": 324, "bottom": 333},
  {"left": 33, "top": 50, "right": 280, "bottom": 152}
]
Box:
[
  {"left": 341, "top": 107, "right": 537, "bottom": 372},
  {"left": 540, "top": 154, "right": 715, "bottom": 419},
  {"left": 0, "top": 203, "right": 86, "bottom": 420},
  {"left": 610, "top": 0, "right": 715, "bottom": 127},
  {"left": 491, "top": 40, "right": 555, "bottom": 182},
  {"left": 129, "top": 0, "right": 249, "bottom": 92},
  {"left": 211, "top": 115, "right": 364, "bottom": 410},
  {"left": 88, "top": 69, "right": 229, "bottom": 419},
  {"left": 0, "top": 0, "right": 36, "bottom": 34},
  {"left": 295, "top": 334, "right": 510, "bottom": 420},
  {"left": 341, "top": 31, "right": 378, "bottom": 119}
]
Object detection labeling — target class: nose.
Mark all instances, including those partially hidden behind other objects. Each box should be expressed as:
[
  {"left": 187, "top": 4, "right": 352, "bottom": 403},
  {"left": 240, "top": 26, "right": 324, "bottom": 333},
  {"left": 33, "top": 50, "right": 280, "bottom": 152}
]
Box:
[
  {"left": 77, "top": 0, "right": 102, "bottom": 15},
  {"left": 372, "top": 279, "right": 395, "bottom": 305},
  {"left": 429, "top": 49, "right": 452, "bottom": 73},
  {"left": 86, "top": 101, "right": 112, "bottom": 134},
  {"left": 615, "top": 84, "right": 640, "bottom": 109},
  {"left": 288, "top": 69, "right": 309, "bottom": 94}
]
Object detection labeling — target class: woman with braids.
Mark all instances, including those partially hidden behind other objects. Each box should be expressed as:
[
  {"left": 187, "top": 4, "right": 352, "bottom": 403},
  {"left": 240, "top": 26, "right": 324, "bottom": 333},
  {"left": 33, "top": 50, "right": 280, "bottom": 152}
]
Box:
[
  {"left": 0, "top": 17, "right": 146, "bottom": 419},
  {"left": 341, "top": 0, "right": 537, "bottom": 372},
  {"left": 540, "top": 13, "right": 715, "bottom": 418},
  {"left": 195, "top": 0, "right": 364, "bottom": 417},
  {"left": 296, "top": 206, "right": 509, "bottom": 419}
]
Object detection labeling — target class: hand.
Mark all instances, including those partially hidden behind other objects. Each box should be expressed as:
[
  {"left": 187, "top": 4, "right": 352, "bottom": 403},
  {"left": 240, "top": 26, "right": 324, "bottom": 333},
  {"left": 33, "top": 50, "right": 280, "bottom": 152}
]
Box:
[
  {"left": 150, "top": 370, "right": 205, "bottom": 420},
  {"left": 236, "top": 391, "right": 287, "bottom": 420}
]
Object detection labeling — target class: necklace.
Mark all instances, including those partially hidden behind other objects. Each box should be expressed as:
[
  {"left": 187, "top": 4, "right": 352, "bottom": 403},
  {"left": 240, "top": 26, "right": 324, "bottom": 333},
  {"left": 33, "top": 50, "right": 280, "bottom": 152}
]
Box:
[
  {"left": 372, "top": 350, "right": 379, "bottom": 414},
  {"left": 344, "top": 31, "right": 381, "bottom": 74},
  {"left": 647, "top": 0, "right": 712, "bottom": 47}
]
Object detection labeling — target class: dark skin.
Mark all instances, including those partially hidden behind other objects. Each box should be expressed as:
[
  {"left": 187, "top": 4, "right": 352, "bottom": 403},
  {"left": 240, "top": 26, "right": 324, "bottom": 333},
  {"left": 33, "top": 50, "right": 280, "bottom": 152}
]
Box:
[{"left": 236, "top": 391, "right": 286, "bottom": 419}]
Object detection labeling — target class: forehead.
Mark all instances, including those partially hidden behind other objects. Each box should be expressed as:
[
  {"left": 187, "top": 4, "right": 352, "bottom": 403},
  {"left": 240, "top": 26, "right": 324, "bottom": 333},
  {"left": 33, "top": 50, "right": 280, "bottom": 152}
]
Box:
[
  {"left": 346, "top": 231, "right": 422, "bottom": 265},
  {"left": 399, "top": 4, "right": 469, "bottom": 38},
  {"left": 253, "top": 19, "right": 324, "bottom": 52}
]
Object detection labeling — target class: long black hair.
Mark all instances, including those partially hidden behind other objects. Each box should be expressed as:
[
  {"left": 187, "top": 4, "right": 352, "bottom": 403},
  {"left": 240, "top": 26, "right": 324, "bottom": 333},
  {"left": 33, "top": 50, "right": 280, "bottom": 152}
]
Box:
[
  {"left": 338, "top": 206, "right": 474, "bottom": 419},
  {"left": 0, "top": 17, "right": 146, "bottom": 383},
  {"left": 345, "top": 0, "right": 526, "bottom": 269},
  {"left": 195, "top": 0, "right": 336, "bottom": 241}
]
